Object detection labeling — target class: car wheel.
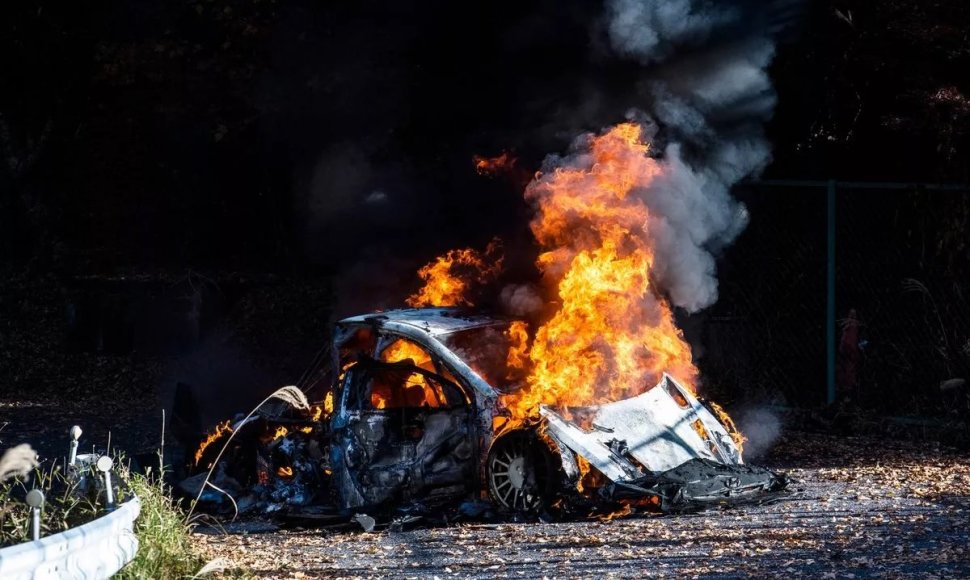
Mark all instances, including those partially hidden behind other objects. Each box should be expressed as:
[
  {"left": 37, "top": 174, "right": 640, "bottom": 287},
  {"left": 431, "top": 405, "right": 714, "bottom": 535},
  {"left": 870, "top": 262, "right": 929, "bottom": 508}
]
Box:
[{"left": 486, "top": 431, "right": 559, "bottom": 514}]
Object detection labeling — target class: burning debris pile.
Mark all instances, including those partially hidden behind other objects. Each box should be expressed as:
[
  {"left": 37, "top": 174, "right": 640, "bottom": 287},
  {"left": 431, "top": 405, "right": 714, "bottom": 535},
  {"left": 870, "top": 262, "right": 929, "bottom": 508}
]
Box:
[
  {"left": 180, "top": 388, "right": 336, "bottom": 519},
  {"left": 179, "top": 0, "right": 794, "bottom": 524}
]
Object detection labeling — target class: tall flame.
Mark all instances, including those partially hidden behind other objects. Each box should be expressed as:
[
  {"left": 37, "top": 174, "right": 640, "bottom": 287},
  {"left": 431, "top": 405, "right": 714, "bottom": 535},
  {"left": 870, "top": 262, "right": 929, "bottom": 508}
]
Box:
[
  {"left": 504, "top": 123, "right": 697, "bottom": 418},
  {"left": 405, "top": 240, "right": 503, "bottom": 308},
  {"left": 409, "top": 123, "right": 735, "bottom": 444}
]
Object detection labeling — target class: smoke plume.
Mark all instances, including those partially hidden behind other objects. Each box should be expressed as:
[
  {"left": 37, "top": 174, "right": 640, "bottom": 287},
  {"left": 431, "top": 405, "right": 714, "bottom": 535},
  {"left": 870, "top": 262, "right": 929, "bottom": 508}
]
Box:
[{"left": 600, "top": 0, "right": 780, "bottom": 312}]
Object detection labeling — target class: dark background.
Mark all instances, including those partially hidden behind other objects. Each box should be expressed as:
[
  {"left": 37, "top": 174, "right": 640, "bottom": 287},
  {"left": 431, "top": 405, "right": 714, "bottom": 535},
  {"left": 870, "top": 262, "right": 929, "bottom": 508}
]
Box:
[{"left": 1, "top": 0, "right": 968, "bottom": 451}]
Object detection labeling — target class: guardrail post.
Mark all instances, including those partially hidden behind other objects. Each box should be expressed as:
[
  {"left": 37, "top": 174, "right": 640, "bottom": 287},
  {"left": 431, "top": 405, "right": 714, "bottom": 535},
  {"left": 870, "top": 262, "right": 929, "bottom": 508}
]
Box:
[
  {"left": 96, "top": 456, "right": 115, "bottom": 511},
  {"left": 25, "top": 489, "right": 44, "bottom": 541}
]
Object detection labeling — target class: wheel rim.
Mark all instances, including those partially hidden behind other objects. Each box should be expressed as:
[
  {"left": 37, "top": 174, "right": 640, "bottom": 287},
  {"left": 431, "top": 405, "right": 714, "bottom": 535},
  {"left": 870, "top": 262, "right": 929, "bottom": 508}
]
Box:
[{"left": 487, "top": 433, "right": 551, "bottom": 513}]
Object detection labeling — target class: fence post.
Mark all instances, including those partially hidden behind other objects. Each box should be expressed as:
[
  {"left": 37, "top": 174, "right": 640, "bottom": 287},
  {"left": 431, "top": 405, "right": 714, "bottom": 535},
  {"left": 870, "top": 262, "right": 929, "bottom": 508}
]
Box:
[{"left": 826, "top": 180, "right": 837, "bottom": 405}]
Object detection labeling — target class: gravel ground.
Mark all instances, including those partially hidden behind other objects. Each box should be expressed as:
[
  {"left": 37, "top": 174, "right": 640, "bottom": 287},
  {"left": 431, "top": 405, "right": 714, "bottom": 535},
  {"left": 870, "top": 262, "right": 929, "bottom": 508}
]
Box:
[{"left": 195, "top": 431, "right": 970, "bottom": 578}]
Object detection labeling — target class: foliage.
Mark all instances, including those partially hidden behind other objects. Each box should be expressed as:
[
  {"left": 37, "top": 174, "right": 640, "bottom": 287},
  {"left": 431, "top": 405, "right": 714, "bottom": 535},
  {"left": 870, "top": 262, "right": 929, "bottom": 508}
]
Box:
[{"left": 116, "top": 463, "right": 208, "bottom": 580}]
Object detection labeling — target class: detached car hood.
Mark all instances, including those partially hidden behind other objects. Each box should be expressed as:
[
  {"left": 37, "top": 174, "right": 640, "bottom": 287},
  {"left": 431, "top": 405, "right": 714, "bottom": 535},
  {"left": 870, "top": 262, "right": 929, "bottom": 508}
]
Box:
[
  {"left": 540, "top": 374, "right": 743, "bottom": 483},
  {"left": 539, "top": 374, "right": 787, "bottom": 510}
]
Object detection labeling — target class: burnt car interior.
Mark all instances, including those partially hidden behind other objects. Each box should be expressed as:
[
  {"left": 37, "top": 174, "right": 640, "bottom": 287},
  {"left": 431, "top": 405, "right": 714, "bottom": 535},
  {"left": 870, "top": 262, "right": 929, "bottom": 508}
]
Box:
[{"left": 332, "top": 359, "right": 477, "bottom": 510}]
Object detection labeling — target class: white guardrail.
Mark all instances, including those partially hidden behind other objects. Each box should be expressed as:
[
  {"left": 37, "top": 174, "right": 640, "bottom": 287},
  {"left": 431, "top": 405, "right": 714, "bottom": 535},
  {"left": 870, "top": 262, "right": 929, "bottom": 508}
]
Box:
[{"left": 0, "top": 496, "right": 140, "bottom": 579}]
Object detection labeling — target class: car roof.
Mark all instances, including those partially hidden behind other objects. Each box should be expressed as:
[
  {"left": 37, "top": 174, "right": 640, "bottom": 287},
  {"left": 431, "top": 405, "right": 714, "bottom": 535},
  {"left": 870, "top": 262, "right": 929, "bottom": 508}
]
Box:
[{"left": 337, "top": 307, "right": 506, "bottom": 337}]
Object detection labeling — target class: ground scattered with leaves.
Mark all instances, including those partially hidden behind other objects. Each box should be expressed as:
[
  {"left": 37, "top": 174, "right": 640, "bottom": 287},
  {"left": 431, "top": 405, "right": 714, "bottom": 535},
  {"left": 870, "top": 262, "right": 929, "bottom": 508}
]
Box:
[{"left": 194, "top": 431, "right": 970, "bottom": 578}]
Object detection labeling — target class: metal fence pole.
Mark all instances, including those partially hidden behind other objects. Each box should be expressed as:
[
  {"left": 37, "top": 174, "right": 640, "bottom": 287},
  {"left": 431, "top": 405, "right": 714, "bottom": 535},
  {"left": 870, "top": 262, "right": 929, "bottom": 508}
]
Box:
[{"left": 826, "top": 180, "right": 837, "bottom": 405}]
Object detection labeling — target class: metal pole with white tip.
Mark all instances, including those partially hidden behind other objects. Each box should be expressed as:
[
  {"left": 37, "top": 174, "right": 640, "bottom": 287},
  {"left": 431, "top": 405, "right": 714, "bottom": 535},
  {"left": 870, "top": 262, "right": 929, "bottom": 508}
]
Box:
[
  {"left": 96, "top": 455, "right": 115, "bottom": 511},
  {"left": 26, "top": 489, "right": 44, "bottom": 541},
  {"left": 68, "top": 425, "right": 82, "bottom": 468}
]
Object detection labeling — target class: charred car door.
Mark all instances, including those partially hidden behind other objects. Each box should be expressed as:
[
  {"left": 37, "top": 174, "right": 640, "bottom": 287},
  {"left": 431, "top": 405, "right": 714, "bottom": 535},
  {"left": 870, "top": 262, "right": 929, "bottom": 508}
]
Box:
[{"left": 330, "top": 359, "right": 477, "bottom": 510}]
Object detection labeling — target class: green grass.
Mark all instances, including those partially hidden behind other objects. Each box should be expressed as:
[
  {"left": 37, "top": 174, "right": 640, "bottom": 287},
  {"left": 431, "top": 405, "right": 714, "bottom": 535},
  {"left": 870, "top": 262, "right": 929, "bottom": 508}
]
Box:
[{"left": 116, "top": 465, "right": 209, "bottom": 579}]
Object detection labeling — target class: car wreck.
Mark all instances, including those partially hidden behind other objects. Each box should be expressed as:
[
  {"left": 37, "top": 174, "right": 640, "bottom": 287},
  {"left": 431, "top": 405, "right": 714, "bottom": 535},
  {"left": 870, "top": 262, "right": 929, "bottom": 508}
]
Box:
[{"left": 183, "top": 308, "right": 787, "bottom": 522}]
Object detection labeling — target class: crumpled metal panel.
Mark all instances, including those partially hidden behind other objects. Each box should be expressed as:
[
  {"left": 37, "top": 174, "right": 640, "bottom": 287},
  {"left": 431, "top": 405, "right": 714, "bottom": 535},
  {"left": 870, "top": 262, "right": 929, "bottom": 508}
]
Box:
[
  {"left": 605, "top": 458, "right": 789, "bottom": 511},
  {"left": 540, "top": 374, "right": 742, "bottom": 482},
  {"left": 338, "top": 308, "right": 504, "bottom": 338}
]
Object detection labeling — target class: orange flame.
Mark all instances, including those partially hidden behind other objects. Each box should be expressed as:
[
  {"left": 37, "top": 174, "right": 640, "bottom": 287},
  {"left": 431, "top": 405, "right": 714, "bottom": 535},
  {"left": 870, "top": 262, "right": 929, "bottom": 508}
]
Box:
[
  {"left": 502, "top": 123, "right": 698, "bottom": 419},
  {"left": 707, "top": 400, "right": 746, "bottom": 451},
  {"left": 505, "top": 320, "right": 530, "bottom": 379},
  {"left": 310, "top": 391, "right": 334, "bottom": 423},
  {"left": 272, "top": 426, "right": 289, "bottom": 440},
  {"left": 382, "top": 338, "right": 435, "bottom": 371},
  {"left": 277, "top": 466, "right": 294, "bottom": 478},
  {"left": 601, "top": 504, "right": 633, "bottom": 521},
  {"left": 473, "top": 151, "right": 516, "bottom": 177},
  {"left": 380, "top": 338, "right": 446, "bottom": 407},
  {"left": 406, "top": 240, "right": 503, "bottom": 308},
  {"left": 194, "top": 420, "right": 233, "bottom": 466}
]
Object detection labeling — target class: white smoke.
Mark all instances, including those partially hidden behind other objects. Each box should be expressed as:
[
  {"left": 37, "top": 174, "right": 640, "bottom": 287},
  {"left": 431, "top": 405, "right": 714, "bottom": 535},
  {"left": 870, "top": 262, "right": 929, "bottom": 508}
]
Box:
[
  {"left": 604, "top": 0, "right": 779, "bottom": 312},
  {"left": 737, "top": 407, "right": 783, "bottom": 458},
  {"left": 500, "top": 283, "right": 544, "bottom": 317}
]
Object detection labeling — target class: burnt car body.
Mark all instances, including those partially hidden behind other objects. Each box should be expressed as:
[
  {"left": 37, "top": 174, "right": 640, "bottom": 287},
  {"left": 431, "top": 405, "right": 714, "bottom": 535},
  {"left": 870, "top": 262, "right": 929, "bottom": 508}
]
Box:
[
  {"left": 326, "top": 308, "right": 786, "bottom": 515},
  {"left": 183, "top": 307, "right": 785, "bottom": 518}
]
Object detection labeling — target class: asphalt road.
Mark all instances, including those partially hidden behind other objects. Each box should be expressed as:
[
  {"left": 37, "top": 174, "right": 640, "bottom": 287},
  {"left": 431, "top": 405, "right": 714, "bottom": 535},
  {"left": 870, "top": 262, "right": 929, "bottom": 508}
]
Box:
[{"left": 196, "top": 431, "right": 970, "bottom": 578}]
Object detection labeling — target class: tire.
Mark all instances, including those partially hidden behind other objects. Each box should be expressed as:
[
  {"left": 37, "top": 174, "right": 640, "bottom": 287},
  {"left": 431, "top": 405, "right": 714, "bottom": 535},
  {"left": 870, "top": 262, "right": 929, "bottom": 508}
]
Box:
[{"left": 486, "top": 431, "right": 560, "bottom": 514}]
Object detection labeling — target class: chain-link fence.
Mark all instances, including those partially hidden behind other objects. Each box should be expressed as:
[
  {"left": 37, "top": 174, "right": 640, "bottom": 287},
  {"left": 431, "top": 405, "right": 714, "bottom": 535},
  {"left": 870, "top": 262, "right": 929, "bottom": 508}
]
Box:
[{"left": 697, "top": 181, "right": 970, "bottom": 416}]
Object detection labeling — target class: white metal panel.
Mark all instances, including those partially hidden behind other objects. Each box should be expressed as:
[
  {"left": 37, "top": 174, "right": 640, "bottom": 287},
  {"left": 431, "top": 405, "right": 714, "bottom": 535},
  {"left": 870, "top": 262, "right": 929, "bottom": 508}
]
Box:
[
  {"left": 541, "top": 374, "right": 743, "bottom": 480},
  {"left": 0, "top": 496, "right": 140, "bottom": 580}
]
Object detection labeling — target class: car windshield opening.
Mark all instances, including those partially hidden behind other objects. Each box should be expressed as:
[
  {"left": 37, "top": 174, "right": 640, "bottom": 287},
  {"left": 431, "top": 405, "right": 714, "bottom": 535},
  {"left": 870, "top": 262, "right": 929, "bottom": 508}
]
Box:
[{"left": 440, "top": 323, "right": 527, "bottom": 392}]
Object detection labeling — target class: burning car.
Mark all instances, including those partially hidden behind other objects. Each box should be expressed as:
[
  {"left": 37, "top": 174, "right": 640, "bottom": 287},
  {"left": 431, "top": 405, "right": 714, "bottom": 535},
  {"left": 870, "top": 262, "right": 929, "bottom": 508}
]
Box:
[{"left": 186, "top": 307, "right": 786, "bottom": 520}]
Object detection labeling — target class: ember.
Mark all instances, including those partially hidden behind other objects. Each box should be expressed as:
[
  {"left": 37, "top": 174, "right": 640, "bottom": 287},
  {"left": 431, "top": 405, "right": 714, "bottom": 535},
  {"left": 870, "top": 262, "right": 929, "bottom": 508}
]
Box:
[{"left": 473, "top": 151, "right": 516, "bottom": 177}]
